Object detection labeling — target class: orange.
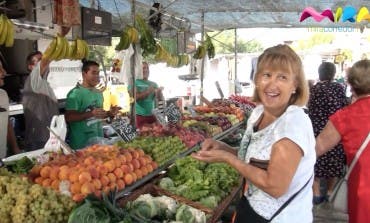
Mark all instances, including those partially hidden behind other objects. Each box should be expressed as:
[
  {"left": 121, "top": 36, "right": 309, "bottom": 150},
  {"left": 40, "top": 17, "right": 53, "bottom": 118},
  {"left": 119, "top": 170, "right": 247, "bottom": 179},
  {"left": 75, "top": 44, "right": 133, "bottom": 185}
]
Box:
[{"left": 58, "top": 167, "right": 70, "bottom": 181}]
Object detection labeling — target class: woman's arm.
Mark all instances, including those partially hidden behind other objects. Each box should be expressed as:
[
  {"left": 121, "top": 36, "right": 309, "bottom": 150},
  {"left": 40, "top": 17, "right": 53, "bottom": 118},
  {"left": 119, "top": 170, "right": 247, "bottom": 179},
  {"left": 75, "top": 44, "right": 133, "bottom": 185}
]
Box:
[
  {"left": 7, "top": 121, "right": 21, "bottom": 154},
  {"left": 193, "top": 138, "right": 303, "bottom": 198},
  {"left": 316, "top": 120, "right": 341, "bottom": 157}
]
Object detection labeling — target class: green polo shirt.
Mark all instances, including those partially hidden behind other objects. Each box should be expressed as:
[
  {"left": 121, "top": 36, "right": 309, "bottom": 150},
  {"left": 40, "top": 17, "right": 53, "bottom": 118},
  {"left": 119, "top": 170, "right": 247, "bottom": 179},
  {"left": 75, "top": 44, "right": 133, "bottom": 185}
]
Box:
[
  {"left": 130, "top": 79, "right": 158, "bottom": 116},
  {"left": 66, "top": 85, "right": 104, "bottom": 149}
]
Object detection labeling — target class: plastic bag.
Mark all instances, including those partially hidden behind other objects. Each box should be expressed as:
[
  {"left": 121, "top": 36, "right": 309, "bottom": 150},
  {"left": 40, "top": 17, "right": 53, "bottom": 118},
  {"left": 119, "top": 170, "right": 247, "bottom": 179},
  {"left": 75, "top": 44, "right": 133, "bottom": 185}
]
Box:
[{"left": 44, "top": 115, "right": 67, "bottom": 152}]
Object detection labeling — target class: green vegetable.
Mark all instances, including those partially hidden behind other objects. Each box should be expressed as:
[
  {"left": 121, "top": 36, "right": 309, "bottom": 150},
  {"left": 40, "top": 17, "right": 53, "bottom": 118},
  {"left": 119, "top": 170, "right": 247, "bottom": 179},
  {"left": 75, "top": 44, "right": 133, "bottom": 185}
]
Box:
[
  {"left": 199, "top": 195, "right": 219, "bottom": 209},
  {"left": 130, "top": 194, "right": 158, "bottom": 219},
  {"left": 68, "top": 199, "right": 111, "bottom": 223},
  {"left": 5, "top": 156, "right": 34, "bottom": 174},
  {"left": 159, "top": 177, "right": 175, "bottom": 190},
  {"left": 175, "top": 204, "right": 206, "bottom": 223}
]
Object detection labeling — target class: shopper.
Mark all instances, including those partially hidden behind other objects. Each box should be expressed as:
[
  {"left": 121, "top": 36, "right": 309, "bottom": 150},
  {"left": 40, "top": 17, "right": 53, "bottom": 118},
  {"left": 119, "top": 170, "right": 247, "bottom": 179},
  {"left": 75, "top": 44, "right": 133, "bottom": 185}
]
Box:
[
  {"left": 192, "top": 45, "right": 315, "bottom": 223},
  {"left": 133, "top": 62, "right": 163, "bottom": 128},
  {"left": 65, "top": 59, "right": 119, "bottom": 150},
  {"left": 0, "top": 60, "right": 21, "bottom": 158},
  {"left": 307, "top": 62, "right": 348, "bottom": 204},
  {"left": 316, "top": 59, "right": 370, "bottom": 223},
  {"left": 22, "top": 50, "right": 59, "bottom": 151}
]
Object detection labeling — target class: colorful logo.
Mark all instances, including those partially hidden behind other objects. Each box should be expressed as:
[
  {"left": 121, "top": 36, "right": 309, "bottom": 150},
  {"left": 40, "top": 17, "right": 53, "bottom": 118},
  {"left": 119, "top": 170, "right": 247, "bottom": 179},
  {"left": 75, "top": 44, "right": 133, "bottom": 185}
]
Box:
[{"left": 300, "top": 6, "right": 370, "bottom": 23}]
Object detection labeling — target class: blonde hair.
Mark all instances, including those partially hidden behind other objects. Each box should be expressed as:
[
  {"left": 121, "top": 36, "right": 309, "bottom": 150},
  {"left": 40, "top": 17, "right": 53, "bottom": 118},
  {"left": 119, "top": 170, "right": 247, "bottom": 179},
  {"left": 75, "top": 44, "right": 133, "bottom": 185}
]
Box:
[
  {"left": 347, "top": 59, "right": 370, "bottom": 96},
  {"left": 252, "top": 44, "right": 309, "bottom": 106}
]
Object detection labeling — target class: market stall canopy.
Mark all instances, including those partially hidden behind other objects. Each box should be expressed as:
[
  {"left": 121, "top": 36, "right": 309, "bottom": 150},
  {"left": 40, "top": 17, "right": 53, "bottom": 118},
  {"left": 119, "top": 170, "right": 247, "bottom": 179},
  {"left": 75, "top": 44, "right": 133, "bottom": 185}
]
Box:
[{"left": 79, "top": 0, "right": 370, "bottom": 33}]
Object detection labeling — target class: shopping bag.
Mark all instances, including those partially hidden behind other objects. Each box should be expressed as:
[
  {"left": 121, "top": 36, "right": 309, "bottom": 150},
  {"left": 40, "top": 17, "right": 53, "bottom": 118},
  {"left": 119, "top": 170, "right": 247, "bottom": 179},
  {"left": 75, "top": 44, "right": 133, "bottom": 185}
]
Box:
[
  {"left": 44, "top": 115, "right": 67, "bottom": 152},
  {"left": 329, "top": 176, "right": 348, "bottom": 213}
]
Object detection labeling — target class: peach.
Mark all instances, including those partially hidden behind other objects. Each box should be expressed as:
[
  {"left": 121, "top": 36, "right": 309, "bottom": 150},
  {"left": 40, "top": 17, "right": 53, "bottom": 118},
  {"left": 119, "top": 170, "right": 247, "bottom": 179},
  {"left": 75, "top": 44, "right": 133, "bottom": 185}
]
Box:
[
  {"left": 72, "top": 193, "right": 85, "bottom": 202},
  {"left": 69, "top": 171, "right": 80, "bottom": 183},
  {"left": 127, "top": 163, "right": 134, "bottom": 172},
  {"left": 131, "top": 172, "right": 137, "bottom": 182},
  {"left": 51, "top": 179, "right": 60, "bottom": 191},
  {"left": 123, "top": 152, "right": 133, "bottom": 162},
  {"left": 97, "top": 165, "right": 108, "bottom": 176},
  {"left": 124, "top": 173, "right": 134, "bottom": 185},
  {"left": 102, "top": 186, "right": 111, "bottom": 194},
  {"left": 94, "top": 190, "right": 102, "bottom": 199},
  {"left": 130, "top": 150, "right": 140, "bottom": 159},
  {"left": 103, "top": 160, "right": 116, "bottom": 172},
  {"left": 137, "top": 149, "right": 145, "bottom": 157},
  {"left": 146, "top": 164, "right": 154, "bottom": 173},
  {"left": 42, "top": 178, "right": 52, "bottom": 187},
  {"left": 151, "top": 162, "right": 158, "bottom": 170},
  {"left": 70, "top": 182, "right": 82, "bottom": 194},
  {"left": 40, "top": 166, "right": 52, "bottom": 178},
  {"left": 113, "top": 168, "right": 123, "bottom": 179},
  {"left": 131, "top": 159, "right": 141, "bottom": 170},
  {"left": 81, "top": 182, "right": 94, "bottom": 195},
  {"left": 29, "top": 165, "right": 42, "bottom": 176},
  {"left": 87, "top": 167, "right": 100, "bottom": 179},
  {"left": 120, "top": 164, "right": 131, "bottom": 174},
  {"left": 34, "top": 176, "right": 44, "bottom": 185},
  {"left": 138, "top": 157, "right": 147, "bottom": 166},
  {"left": 134, "top": 169, "right": 143, "bottom": 179},
  {"left": 114, "top": 159, "right": 122, "bottom": 168},
  {"left": 116, "top": 179, "right": 125, "bottom": 190},
  {"left": 92, "top": 179, "right": 102, "bottom": 190},
  {"left": 100, "top": 175, "right": 110, "bottom": 186},
  {"left": 118, "top": 154, "right": 127, "bottom": 164},
  {"left": 107, "top": 173, "right": 117, "bottom": 183},
  {"left": 84, "top": 156, "right": 96, "bottom": 166},
  {"left": 140, "top": 166, "right": 148, "bottom": 176},
  {"left": 78, "top": 171, "right": 92, "bottom": 184},
  {"left": 58, "top": 168, "right": 70, "bottom": 181}
]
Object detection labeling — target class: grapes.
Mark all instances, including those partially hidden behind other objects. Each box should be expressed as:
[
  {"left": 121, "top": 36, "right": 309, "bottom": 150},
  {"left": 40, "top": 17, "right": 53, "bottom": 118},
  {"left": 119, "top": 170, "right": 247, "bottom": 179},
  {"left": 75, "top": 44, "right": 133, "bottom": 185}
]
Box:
[{"left": 0, "top": 168, "right": 76, "bottom": 222}]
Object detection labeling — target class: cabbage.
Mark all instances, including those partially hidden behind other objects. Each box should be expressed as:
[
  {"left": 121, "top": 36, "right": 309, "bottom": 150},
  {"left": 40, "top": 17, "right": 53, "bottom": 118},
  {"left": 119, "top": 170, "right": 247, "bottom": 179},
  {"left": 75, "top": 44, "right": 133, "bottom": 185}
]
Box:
[
  {"left": 159, "top": 177, "right": 175, "bottom": 190},
  {"left": 199, "top": 195, "right": 219, "bottom": 209},
  {"left": 153, "top": 195, "right": 178, "bottom": 218},
  {"left": 130, "top": 194, "right": 158, "bottom": 219},
  {"left": 175, "top": 204, "right": 206, "bottom": 223}
]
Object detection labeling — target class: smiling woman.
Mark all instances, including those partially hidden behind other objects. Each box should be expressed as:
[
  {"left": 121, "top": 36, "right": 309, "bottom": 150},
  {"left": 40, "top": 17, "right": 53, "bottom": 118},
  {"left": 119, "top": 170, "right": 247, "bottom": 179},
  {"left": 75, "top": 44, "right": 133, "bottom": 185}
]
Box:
[{"left": 192, "top": 44, "right": 315, "bottom": 223}]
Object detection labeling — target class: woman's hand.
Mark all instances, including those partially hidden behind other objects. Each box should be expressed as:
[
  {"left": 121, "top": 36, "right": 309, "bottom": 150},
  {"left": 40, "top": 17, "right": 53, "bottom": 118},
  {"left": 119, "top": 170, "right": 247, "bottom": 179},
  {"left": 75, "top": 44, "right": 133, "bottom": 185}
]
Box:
[
  {"left": 200, "top": 138, "right": 226, "bottom": 151},
  {"left": 191, "top": 149, "right": 236, "bottom": 164}
]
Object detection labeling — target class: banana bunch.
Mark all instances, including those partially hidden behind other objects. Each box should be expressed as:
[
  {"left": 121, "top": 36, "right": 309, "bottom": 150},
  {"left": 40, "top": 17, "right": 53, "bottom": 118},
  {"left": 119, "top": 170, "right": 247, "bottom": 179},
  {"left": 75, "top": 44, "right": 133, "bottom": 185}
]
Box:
[
  {"left": 135, "top": 15, "right": 157, "bottom": 57},
  {"left": 115, "top": 25, "right": 139, "bottom": 51},
  {"left": 205, "top": 34, "right": 216, "bottom": 59},
  {"left": 69, "top": 38, "right": 90, "bottom": 60},
  {"left": 154, "top": 43, "right": 171, "bottom": 62},
  {"left": 193, "top": 44, "right": 206, "bottom": 59},
  {"left": 0, "top": 14, "right": 14, "bottom": 47},
  {"left": 43, "top": 35, "right": 89, "bottom": 61},
  {"left": 166, "top": 54, "right": 190, "bottom": 68}
]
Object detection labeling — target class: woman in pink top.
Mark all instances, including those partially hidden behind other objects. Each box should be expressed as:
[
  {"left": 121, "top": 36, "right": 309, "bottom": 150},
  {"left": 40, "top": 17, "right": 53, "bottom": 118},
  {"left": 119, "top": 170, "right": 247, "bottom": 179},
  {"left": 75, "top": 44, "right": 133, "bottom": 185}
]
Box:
[{"left": 316, "top": 59, "right": 370, "bottom": 223}]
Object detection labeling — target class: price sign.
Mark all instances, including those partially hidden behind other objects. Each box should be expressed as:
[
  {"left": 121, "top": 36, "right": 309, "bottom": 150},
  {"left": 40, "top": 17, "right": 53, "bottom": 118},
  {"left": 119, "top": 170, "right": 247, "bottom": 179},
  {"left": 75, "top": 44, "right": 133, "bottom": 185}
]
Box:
[
  {"left": 153, "top": 108, "right": 168, "bottom": 127},
  {"left": 164, "top": 103, "right": 182, "bottom": 124},
  {"left": 110, "top": 118, "right": 137, "bottom": 142}
]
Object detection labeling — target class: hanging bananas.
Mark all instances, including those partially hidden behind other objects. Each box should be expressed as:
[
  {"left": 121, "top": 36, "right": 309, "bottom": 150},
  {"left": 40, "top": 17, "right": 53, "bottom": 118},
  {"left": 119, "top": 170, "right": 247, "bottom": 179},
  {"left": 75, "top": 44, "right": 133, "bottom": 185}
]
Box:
[
  {"left": 42, "top": 35, "right": 89, "bottom": 61},
  {"left": 193, "top": 45, "right": 206, "bottom": 59},
  {"left": 0, "top": 14, "right": 14, "bottom": 47},
  {"left": 205, "top": 34, "right": 216, "bottom": 59},
  {"left": 115, "top": 25, "right": 140, "bottom": 51}
]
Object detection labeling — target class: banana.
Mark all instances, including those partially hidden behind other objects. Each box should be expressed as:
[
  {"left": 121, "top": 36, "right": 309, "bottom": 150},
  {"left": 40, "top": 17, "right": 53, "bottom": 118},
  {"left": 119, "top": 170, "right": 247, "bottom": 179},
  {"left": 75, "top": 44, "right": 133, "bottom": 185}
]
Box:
[
  {"left": 129, "top": 27, "right": 139, "bottom": 44},
  {"left": 68, "top": 40, "right": 76, "bottom": 59},
  {"left": 76, "top": 38, "right": 85, "bottom": 59},
  {"left": 55, "top": 37, "right": 66, "bottom": 61},
  {"left": 63, "top": 38, "right": 70, "bottom": 60},
  {"left": 82, "top": 40, "right": 89, "bottom": 59},
  {"left": 42, "top": 37, "right": 57, "bottom": 60},
  {"left": 0, "top": 15, "right": 8, "bottom": 45},
  {"left": 49, "top": 35, "right": 64, "bottom": 60},
  {"left": 5, "top": 18, "right": 14, "bottom": 47},
  {"left": 0, "top": 15, "right": 4, "bottom": 40}
]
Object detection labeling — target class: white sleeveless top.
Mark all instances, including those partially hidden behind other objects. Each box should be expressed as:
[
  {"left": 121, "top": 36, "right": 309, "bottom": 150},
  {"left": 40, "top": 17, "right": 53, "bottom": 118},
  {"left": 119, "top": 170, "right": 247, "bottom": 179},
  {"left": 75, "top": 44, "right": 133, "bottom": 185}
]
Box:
[
  {"left": 239, "top": 105, "right": 315, "bottom": 223},
  {"left": 0, "top": 89, "right": 9, "bottom": 159}
]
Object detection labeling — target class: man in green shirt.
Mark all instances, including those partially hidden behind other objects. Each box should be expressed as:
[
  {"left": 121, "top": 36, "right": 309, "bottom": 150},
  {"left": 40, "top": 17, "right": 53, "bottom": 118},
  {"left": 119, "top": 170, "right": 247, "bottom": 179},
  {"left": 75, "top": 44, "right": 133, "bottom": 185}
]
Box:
[
  {"left": 133, "top": 62, "right": 163, "bottom": 128},
  {"left": 65, "top": 60, "right": 119, "bottom": 149}
]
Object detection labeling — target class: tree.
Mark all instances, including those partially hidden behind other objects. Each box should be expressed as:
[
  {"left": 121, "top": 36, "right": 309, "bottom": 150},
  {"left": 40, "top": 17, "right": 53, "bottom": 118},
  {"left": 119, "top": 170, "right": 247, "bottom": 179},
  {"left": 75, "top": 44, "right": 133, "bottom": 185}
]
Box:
[
  {"left": 87, "top": 37, "right": 120, "bottom": 69},
  {"left": 208, "top": 29, "right": 263, "bottom": 54}
]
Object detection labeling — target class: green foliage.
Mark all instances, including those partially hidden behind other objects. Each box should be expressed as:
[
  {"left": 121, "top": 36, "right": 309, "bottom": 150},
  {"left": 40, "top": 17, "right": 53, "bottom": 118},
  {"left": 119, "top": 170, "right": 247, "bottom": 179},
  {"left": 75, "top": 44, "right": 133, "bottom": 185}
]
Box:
[
  {"left": 208, "top": 30, "right": 263, "bottom": 54},
  {"left": 87, "top": 37, "right": 120, "bottom": 70},
  {"left": 292, "top": 33, "right": 335, "bottom": 51}
]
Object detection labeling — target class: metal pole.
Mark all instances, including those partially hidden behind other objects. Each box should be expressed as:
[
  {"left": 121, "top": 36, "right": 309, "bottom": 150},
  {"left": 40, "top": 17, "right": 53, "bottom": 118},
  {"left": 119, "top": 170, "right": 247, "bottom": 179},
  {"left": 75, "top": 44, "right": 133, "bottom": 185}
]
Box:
[
  {"left": 234, "top": 28, "right": 237, "bottom": 95},
  {"left": 200, "top": 10, "right": 205, "bottom": 105},
  {"left": 130, "top": 0, "right": 136, "bottom": 127}
]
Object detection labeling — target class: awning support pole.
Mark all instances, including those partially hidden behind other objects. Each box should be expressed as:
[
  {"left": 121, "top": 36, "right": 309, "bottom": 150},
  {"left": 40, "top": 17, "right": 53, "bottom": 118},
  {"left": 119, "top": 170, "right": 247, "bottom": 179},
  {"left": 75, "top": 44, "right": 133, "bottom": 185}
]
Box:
[
  {"left": 130, "top": 0, "right": 136, "bottom": 127},
  {"left": 200, "top": 10, "right": 205, "bottom": 105}
]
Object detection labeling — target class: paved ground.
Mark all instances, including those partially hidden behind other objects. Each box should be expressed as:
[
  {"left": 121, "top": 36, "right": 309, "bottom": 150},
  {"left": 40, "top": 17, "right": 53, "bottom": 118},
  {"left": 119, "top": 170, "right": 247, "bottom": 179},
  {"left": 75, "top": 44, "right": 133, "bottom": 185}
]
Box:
[{"left": 313, "top": 202, "right": 348, "bottom": 223}]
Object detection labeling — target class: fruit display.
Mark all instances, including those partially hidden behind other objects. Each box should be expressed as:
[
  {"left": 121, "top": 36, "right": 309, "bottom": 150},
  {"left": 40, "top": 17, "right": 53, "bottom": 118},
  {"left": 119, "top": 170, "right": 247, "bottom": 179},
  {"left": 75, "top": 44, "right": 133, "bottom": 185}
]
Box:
[
  {"left": 158, "top": 156, "right": 239, "bottom": 209},
  {"left": 138, "top": 123, "right": 205, "bottom": 148},
  {"left": 228, "top": 95, "right": 256, "bottom": 114},
  {"left": 193, "top": 104, "right": 245, "bottom": 122},
  {"left": 0, "top": 168, "right": 76, "bottom": 223},
  {"left": 28, "top": 145, "right": 157, "bottom": 202},
  {"left": 0, "top": 14, "right": 14, "bottom": 47},
  {"left": 118, "top": 136, "right": 187, "bottom": 166},
  {"left": 42, "top": 35, "right": 89, "bottom": 61},
  {"left": 115, "top": 25, "right": 139, "bottom": 51},
  {"left": 182, "top": 118, "right": 222, "bottom": 137}
]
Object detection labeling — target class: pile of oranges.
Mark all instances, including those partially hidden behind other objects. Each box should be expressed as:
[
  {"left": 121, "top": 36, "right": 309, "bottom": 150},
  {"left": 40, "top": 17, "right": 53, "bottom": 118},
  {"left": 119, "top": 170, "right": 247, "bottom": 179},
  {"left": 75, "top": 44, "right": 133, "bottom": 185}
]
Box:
[{"left": 28, "top": 144, "right": 158, "bottom": 202}]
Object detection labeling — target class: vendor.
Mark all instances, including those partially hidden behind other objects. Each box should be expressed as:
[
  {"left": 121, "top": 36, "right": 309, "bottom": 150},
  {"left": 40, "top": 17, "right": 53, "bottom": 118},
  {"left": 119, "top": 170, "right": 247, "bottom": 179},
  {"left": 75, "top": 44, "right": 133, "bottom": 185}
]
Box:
[
  {"left": 65, "top": 59, "right": 119, "bottom": 150},
  {"left": 132, "top": 62, "right": 163, "bottom": 128},
  {"left": 0, "top": 60, "right": 21, "bottom": 158}
]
